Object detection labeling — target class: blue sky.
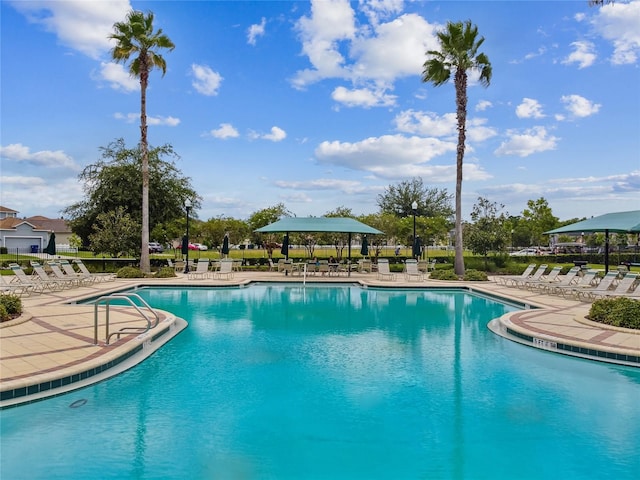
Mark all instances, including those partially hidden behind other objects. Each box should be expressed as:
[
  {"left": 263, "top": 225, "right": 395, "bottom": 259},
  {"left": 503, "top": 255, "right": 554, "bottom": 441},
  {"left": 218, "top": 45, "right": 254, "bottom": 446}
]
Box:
[{"left": 1, "top": 0, "right": 639, "bottom": 223}]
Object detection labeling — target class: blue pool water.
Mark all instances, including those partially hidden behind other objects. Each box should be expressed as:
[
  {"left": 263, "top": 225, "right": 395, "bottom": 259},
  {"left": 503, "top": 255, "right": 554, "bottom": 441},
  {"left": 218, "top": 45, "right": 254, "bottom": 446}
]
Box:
[{"left": 1, "top": 284, "right": 639, "bottom": 479}]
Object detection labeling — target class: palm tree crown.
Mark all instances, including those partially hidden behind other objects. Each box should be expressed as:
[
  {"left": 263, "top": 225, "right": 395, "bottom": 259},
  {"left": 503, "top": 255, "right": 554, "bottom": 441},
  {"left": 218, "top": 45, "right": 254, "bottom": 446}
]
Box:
[
  {"left": 109, "top": 10, "right": 174, "bottom": 273},
  {"left": 422, "top": 20, "right": 491, "bottom": 276}
]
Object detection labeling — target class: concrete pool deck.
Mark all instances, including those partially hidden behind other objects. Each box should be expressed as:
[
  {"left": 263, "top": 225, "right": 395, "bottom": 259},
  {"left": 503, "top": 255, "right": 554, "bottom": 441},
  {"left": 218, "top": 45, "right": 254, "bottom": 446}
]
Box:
[{"left": 1, "top": 270, "right": 639, "bottom": 407}]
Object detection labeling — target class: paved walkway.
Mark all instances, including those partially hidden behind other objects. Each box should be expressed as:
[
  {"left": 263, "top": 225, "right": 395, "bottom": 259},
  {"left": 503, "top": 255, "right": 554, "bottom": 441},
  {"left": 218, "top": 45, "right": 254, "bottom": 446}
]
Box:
[{"left": 1, "top": 271, "right": 638, "bottom": 408}]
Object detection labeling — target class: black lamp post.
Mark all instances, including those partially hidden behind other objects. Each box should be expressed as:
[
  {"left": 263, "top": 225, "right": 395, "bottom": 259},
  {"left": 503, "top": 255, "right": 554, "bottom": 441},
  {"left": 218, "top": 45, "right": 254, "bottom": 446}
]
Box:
[
  {"left": 412, "top": 201, "right": 418, "bottom": 259},
  {"left": 184, "top": 199, "right": 192, "bottom": 274}
]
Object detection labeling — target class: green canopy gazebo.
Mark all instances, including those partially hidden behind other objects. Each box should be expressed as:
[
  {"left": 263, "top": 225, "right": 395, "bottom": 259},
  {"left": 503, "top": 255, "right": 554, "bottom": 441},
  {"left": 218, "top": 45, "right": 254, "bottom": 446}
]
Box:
[
  {"left": 545, "top": 210, "right": 640, "bottom": 273},
  {"left": 255, "top": 217, "right": 383, "bottom": 271}
]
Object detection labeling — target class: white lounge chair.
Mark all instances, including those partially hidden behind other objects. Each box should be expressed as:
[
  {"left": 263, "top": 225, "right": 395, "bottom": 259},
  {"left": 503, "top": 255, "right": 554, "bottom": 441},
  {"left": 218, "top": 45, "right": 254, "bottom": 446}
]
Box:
[
  {"left": 537, "top": 267, "right": 581, "bottom": 294},
  {"left": 188, "top": 259, "right": 210, "bottom": 279},
  {"left": 573, "top": 272, "right": 619, "bottom": 301},
  {"left": 47, "top": 261, "right": 89, "bottom": 287},
  {"left": 497, "top": 264, "right": 536, "bottom": 286},
  {"left": 59, "top": 260, "right": 97, "bottom": 285},
  {"left": 513, "top": 264, "right": 548, "bottom": 289},
  {"left": 30, "top": 262, "right": 72, "bottom": 290},
  {"left": 522, "top": 266, "right": 562, "bottom": 291},
  {"left": 1, "top": 274, "right": 33, "bottom": 297},
  {"left": 73, "top": 259, "right": 116, "bottom": 282},
  {"left": 584, "top": 272, "right": 639, "bottom": 300},
  {"left": 404, "top": 259, "right": 424, "bottom": 281},
  {"left": 9, "top": 264, "right": 48, "bottom": 294},
  {"left": 376, "top": 259, "right": 396, "bottom": 281},
  {"left": 213, "top": 260, "right": 234, "bottom": 280},
  {"left": 551, "top": 270, "right": 598, "bottom": 298}
]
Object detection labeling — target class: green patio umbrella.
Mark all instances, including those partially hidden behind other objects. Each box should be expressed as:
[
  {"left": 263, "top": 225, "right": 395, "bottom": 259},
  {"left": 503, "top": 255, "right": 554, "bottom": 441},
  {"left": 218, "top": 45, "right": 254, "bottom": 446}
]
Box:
[
  {"left": 181, "top": 235, "right": 189, "bottom": 255},
  {"left": 412, "top": 235, "right": 421, "bottom": 259},
  {"left": 221, "top": 234, "right": 230, "bottom": 256},
  {"left": 281, "top": 234, "right": 289, "bottom": 259},
  {"left": 44, "top": 232, "right": 56, "bottom": 256},
  {"left": 360, "top": 235, "right": 369, "bottom": 256}
]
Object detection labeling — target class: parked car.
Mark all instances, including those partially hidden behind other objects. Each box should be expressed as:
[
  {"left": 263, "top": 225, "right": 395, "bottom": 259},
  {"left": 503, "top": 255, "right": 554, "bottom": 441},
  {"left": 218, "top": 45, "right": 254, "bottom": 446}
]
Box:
[
  {"left": 188, "top": 243, "right": 199, "bottom": 251},
  {"left": 193, "top": 243, "right": 208, "bottom": 251},
  {"left": 149, "top": 242, "right": 164, "bottom": 253},
  {"left": 510, "top": 248, "right": 541, "bottom": 256}
]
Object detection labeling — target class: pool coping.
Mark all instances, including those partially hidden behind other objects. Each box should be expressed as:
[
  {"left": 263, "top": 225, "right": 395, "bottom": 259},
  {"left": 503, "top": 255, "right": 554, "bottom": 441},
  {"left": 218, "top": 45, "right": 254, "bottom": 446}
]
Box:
[{"left": 1, "top": 273, "right": 638, "bottom": 408}]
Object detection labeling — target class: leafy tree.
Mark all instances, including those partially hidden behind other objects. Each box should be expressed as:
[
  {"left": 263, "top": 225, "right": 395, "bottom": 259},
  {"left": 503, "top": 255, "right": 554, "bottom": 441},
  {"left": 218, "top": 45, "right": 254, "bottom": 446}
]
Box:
[
  {"left": 64, "top": 139, "right": 199, "bottom": 250},
  {"left": 323, "top": 207, "right": 356, "bottom": 260},
  {"left": 358, "top": 212, "right": 400, "bottom": 257},
  {"left": 423, "top": 20, "right": 492, "bottom": 276},
  {"left": 247, "top": 203, "right": 292, "bottom": 257},
  {"left": 377, "top": 178, "right": 453, "bottom": 219},
  {"left": 109, "top": 10, "right": 175, "bottom": 273},
  {"left": 89, "top": 207, "right": 139, "bottom": 257},
  {"left": 466, "top": 197, "right": 509, "bottom": 268},
  {"left": 521, "top": 197, "right": 559, "bottom": 246}
]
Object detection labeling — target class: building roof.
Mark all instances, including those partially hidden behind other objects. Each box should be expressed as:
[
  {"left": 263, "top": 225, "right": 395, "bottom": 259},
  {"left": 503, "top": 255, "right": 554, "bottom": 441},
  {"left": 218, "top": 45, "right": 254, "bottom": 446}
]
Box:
[
  {"left": 0, "top": 206, "right": 18, "bottom": 214},
  {"left": 255, "top": 217, "right": 383, "bottom": 234}
]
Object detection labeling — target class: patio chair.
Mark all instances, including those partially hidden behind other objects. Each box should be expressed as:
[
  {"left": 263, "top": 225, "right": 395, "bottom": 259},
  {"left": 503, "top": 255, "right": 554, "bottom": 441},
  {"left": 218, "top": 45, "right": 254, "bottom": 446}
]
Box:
[
  {"left": 47, "top": 261, "right": 87, "bottom": 287},
  {"left": 59, "top": 260, "right": 98, "bottom": 285},
  {"left": 583, "top": 272, "right": 639, "bottom": 301},
  {"left": 550, "top": 270, "right": 599, "bottom": 298},
  {"left": 404, "top": 259, "right": 424, "bottom": 281},
  {"left": 9, "top": 264, "right": 48, "bottom": 294},
  {"left": 73, "top": 259, "right": 116, "bottom": 282},
  {"left": 537, "top": 267, "right": 581, "bottom": 294},
  {"left": 30, "top": 261, "right": 73, "bottom": 290},
  {"left": 513, "top": 264, "right": 548, "bottom": 289},
  {"left": 522, "top": 266, "right": 562, "bottom": 291},
  {"left": 358, "top": 259, "right": 372, "bottom": 273},
  {"left": 418, "top": 260, "right": 436, "bottom": 273},
  {"left": 496, "top": 264, "right": 536, "bottom": 286},
  {"left": 0, "top": 274, "right": 33, "bottom": 297},
  {"left": 376, "top": 259, "right": 396, "bottom": 281},
  {"left": 318, "top": 260, "right": 330, "bottom": 276},
  {"left": 572, "top": 271, "right": 619, "bottom": 301},
  {"left": 268, "top": 259, "right": 275, "bottom": 272},
  {"left": 213, "top": 260, "right": 235, "bottom": 280},
  {"left": 188, "top": 259, "right": 210, "bottom": 280}
]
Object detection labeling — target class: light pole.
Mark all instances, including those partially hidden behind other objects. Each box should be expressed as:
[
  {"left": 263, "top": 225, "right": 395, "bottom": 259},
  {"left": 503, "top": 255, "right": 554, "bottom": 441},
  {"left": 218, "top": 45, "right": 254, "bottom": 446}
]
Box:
[
  {"left": 184, "top": 199, "right": 192, "bottom": 274},
  {"left": 412, "top": 201, "right": 418, "bottom": 259}
]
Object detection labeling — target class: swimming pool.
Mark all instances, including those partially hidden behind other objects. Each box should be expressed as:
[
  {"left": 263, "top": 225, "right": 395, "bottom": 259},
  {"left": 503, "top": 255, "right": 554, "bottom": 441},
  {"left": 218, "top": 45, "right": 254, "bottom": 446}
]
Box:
[{"left": 1, "top": 284, "right": 639, "bottom": 479}]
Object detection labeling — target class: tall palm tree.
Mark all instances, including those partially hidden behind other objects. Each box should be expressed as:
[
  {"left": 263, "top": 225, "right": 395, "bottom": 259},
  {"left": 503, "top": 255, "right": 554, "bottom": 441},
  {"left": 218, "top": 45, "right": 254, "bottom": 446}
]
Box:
[
  {"left": 109, "top": 10, "right": 175, "bottom": 273},
  {"left": 422, "top": 20, "right": 492, "bottom": 276}
]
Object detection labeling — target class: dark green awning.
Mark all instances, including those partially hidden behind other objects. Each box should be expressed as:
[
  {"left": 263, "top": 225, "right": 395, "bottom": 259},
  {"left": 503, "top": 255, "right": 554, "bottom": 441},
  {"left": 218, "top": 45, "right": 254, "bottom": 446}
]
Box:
[
  {"left": 546, "top": 210, "right": 640, "bottom": 235},
  {"left": 255, "top": 217, "right": 383, "bottom": 235}
]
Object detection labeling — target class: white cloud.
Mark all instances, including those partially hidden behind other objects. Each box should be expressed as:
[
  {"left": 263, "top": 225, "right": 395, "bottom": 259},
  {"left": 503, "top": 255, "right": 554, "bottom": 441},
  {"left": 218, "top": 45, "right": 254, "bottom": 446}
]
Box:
[
  {"left": 275, "top": 178, "right": 368, "bottom": 194},
  {"left": 0, "top": 143, "right": 80, "bottom": 170},
  {"left": 359, "top": 0, "right": 404, "bottom": 26},
  {"left": 592, "top": 1, "right": 640, "bottom": 65},
  {"left": 332, "top": 86, "right": 396, "bottom": 108},
  {"left": 476, "top": 100, "right": 493, "bottom": 112},
  {"left": 98, "top": 62, "right": 139, "bottom": 92},
  {"left": 394, "top": 110, "right": 457, "bottom": 137},
  {"left": 247, "top": 17, "right": 267, "bottom": 45},
  {"left": 0, "top": 175, "right": 84, "bottom": 217},
  {"left": 562, "top": 41, "right": 597, "bottom": 69},
  {"left": 11, "top": 0, "right": 131, "bottom": 59},
  {"left": 209, "top": 123, "right": 240, "bottom": 139},
  {"left": 313, "top": 134, "right": 488, "bottom": 181},
  {"left": 560, "top": 94, "right": 601, "bottom": 118},
  {"left": 191, "top": 64, "right": 223, "bottom": 96},
  {"left": 250, "top": 126, "right": 287, "bottom": 142},
  {"left": 494, "top": 127, "right": 559, "bottom": 157},
  {"left": 114, "top": 113, "right": 180, "bottom": 126},
  {"left": 467, "top": 118, "right": 498, "bottom": 143},
  {"left": 516, "top": 98, "right": 545, "bottom": 119}
]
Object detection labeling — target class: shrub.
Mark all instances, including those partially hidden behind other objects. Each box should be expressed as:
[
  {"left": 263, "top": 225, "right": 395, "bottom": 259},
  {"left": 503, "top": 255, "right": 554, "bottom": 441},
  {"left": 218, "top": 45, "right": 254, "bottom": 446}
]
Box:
[
  {"left": 430, "top": 269, "right": 460, "bottom": 281},
  {"left": 116, "top": 266, "right": 146, "bottom": 278},
  {"left": 463, "top": 269, "right": 488, "bottom": 281},
  {"left": 588, "top": 297, "right": 640, "bottom": 329},
  {"left": 155, "top": 267, "right": 177, "bottom": 278},
  {"left": 0, "top": 294, "right": 22, "bottom": 322},
  {"left": 0, "top": 246, "right": 7, "bottom": 254}
]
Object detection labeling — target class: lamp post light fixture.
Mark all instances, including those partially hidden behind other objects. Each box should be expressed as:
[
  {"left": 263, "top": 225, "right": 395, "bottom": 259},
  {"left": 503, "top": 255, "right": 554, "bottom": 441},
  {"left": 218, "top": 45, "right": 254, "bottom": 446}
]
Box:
[
  {"left": 412, "top": 201, "right": 418, "bottom": 259},
  {"left": 184, "top": 199, "right": 192, "bottom": 274}
]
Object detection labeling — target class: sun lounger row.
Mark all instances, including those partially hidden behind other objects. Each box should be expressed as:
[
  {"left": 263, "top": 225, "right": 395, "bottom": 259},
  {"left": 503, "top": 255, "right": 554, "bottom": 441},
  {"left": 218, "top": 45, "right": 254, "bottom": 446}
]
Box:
[
  {"left": 496, "top": 264, "right": 640, "bottom": 301},
  {"left": 4, "top": 260, "right": 115, "bottom": 296}
]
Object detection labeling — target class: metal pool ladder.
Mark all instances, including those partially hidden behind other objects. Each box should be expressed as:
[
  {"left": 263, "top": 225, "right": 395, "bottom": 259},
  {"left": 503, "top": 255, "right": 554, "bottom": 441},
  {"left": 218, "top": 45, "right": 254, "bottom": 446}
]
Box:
[{"left": 93, "top": 293, "right": 160, "bottom": 345}]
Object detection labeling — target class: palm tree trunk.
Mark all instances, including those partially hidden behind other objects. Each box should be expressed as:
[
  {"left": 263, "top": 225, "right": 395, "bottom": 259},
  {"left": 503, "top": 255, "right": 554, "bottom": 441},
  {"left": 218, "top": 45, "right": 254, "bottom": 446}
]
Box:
[
  {"left": 454, "top": 70, "right": 467, "bottom": 276},
  {"left": 139, "top": 67, "right": 150, "bottom": 273}
]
